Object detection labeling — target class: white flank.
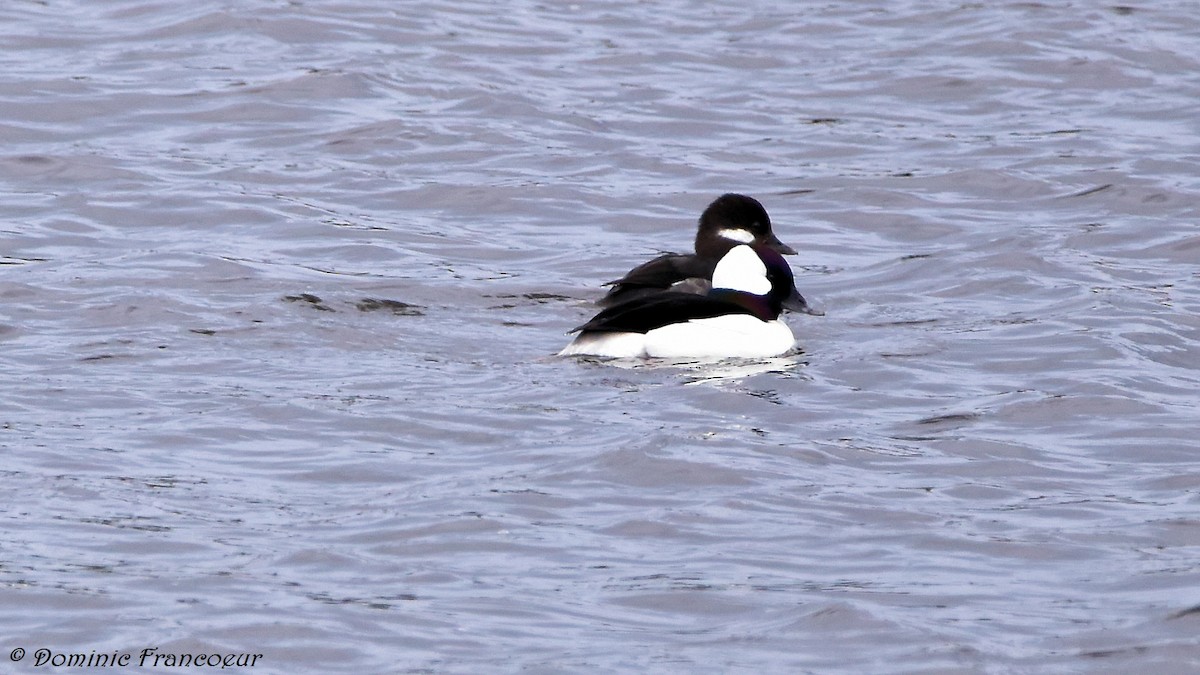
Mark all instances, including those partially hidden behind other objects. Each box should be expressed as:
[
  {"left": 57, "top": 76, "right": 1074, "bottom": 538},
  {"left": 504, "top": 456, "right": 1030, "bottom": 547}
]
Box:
[
  {"left": 642, "top": 315, "right": 794, "bottom": 358},
  {"left": 558, "top": 331, "right": 647, "bottom": 358},
  {"left": 711, "top": 245, "right": 770, "bottom": 295},
  {"left": 716, "top": 227, "right": 756, "bottom": 244}
]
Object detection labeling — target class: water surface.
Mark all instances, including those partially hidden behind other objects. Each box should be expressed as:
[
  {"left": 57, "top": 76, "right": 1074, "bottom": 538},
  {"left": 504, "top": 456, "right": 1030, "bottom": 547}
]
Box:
[{"left": 3, "top": 1, "right": 1199, "bottom": 672}]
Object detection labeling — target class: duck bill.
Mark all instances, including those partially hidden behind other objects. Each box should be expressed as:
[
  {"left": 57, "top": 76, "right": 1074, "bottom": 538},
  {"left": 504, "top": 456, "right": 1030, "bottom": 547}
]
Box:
[
  {"left": 783, "top": 289, "right": 824, "bottom": 316},
  {"left": 765, "top": 232, "right": 797, "bottom": 255}
]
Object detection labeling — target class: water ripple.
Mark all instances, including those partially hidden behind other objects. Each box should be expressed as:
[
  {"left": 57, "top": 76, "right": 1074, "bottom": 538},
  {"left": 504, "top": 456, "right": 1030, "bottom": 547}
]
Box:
[{"left": 3, "top": 1, "right": 1200, "bottom": 672}]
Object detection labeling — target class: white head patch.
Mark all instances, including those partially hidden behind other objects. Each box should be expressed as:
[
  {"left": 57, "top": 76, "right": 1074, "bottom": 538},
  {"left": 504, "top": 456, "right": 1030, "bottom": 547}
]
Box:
[
  {"left": 716, "top": 228, "right": 756, "bottom": 244},
  {"left": 711, "top": 245, "right": 770, "bottom": 295}
]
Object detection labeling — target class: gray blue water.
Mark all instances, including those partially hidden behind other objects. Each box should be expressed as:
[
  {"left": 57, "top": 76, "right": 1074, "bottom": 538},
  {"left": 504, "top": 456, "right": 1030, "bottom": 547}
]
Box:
[{"left": 3, "top": 1, "right": 1200, "bottom": 672}]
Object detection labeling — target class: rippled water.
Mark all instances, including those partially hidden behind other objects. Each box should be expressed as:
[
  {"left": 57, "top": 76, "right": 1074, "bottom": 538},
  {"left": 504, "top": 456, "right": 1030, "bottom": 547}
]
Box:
[{"left": 3, "top": 1, "right": 1200, "bottom": 672}]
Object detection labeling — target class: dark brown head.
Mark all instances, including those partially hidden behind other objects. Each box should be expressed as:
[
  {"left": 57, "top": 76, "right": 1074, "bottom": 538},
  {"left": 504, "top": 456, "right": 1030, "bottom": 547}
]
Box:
[{"left": 694, "top": 193, "right": 798, "bottom": 259}]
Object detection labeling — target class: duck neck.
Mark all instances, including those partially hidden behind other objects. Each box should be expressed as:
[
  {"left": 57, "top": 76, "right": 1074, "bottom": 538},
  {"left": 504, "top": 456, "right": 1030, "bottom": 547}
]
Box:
[{"left": 707, "top": 288, "right": 779, "bottom": 322}]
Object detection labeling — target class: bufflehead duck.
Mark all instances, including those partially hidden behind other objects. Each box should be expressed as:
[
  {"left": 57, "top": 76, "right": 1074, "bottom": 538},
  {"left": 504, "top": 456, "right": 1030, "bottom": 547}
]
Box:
[
  {"left": 598, "top": 193, "right": 797, "bottom": 307},
  {"left": 560, "top": 244, "right": 811, "bottom": 359}
]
